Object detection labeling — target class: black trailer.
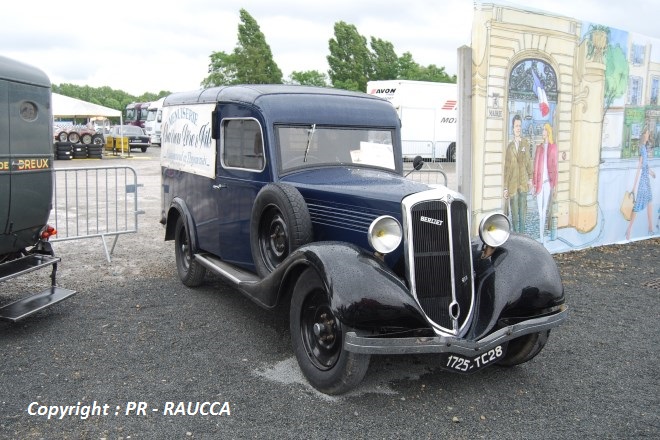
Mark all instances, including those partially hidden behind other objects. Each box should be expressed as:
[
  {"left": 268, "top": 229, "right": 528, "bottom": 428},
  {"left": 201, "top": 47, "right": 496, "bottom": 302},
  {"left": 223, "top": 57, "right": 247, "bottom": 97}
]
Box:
[{"left": 0, "top": 55, "right": 75, "bottom": 321}]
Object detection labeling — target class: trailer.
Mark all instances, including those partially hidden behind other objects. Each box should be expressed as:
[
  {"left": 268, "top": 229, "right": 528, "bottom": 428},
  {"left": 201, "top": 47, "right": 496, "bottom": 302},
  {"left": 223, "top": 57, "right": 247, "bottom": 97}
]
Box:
[
  {"left": 367, "top": 80, "right": 458, "bottom": 161},
  {"left": 0, "top": 55, "right": 75, "bottom": 322}
]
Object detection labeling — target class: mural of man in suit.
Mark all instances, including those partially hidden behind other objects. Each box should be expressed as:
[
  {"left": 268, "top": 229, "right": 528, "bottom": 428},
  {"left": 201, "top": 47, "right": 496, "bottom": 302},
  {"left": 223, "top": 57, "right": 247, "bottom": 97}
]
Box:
[{"left": 504, "top": 114, "right": 533, "bottom": 233}]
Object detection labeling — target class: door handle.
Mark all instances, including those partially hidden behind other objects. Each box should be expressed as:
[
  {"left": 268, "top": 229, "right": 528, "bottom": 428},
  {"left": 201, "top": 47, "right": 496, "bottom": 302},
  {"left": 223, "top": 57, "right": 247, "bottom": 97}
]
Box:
[{"left": 212, "top": 184, "right": 227, "bottom": 190}]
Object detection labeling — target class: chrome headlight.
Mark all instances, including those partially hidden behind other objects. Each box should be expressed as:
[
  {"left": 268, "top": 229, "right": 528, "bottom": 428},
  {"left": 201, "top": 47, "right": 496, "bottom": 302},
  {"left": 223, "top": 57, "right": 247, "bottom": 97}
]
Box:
[
  {"left": 368, "top": 215, "right": 402, "bottom": 254},
  {"left": 479, "top": 213, "right": 511, "bottom": 247}
]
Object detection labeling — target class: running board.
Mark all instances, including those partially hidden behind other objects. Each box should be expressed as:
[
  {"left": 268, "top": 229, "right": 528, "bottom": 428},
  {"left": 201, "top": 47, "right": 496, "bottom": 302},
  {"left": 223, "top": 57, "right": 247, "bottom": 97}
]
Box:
[
  {"left": 0, "top": 286, "right": 76, "bottom": 322},
  {"left": 0, "top": 254, "right": 60, "bottom": 283},
  {"left": 194, "top": 253, "right": 260, "bottom": 285}
]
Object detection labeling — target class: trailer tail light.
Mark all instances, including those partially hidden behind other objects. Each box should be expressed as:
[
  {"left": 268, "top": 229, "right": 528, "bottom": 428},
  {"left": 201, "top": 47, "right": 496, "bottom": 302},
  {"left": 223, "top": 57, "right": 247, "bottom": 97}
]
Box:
[{"left": 41, "top": 225, "right": 57, "bottom": 240}]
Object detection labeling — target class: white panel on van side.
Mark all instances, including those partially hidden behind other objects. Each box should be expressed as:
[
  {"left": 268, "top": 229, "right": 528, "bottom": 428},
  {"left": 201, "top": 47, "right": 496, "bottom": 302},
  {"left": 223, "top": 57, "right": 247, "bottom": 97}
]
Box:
[{"left": 160, "top": 103, "right": 216, "bottom": 179}]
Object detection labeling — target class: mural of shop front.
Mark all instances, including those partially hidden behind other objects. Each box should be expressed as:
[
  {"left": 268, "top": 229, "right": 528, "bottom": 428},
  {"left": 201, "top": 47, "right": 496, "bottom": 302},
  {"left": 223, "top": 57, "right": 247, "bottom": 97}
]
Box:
[{"left": 469, "top": 3, "right": 659, "bottom": 252}]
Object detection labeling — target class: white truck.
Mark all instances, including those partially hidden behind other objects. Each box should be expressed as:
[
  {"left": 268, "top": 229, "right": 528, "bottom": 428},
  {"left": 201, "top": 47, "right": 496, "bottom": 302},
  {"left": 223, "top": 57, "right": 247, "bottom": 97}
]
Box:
[
  {"left": 144, "top": 97, "right": 165, "bottom": 146},
  {"left": 367, "top": 80, "right": 458, "bottom": 162}
]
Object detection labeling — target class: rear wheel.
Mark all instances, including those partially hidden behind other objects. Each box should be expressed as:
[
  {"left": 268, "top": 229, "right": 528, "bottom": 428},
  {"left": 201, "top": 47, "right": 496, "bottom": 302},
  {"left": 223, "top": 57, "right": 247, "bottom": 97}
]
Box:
[
  {"left": 174, "top": 216, "right": 206, "bottom": 287},
  {"left": 447, "top": 142, "right": 456, "bottom": 162},
  {"left": 290, "top": 268, "right": 370, "bottom": 395},
  {"left": 497, "top": 330, "right": 550, "bottom": 367}
]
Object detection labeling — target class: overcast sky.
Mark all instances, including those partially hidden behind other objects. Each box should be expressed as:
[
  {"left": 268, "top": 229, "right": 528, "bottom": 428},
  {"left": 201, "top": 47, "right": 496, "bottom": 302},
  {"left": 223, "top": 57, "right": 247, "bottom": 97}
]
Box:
[{"left": 1, "top": 0, "right": 658, "bottom": 96}]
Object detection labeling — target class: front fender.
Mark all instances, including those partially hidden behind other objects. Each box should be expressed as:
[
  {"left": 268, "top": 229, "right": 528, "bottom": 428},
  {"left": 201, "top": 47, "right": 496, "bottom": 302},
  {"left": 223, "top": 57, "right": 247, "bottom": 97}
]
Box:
[
  {"left": 298, "top": 243, "right": 430, "bottom": 331},
  {"left": 470, "top": 234, "right": 565, "bottom": 339}
]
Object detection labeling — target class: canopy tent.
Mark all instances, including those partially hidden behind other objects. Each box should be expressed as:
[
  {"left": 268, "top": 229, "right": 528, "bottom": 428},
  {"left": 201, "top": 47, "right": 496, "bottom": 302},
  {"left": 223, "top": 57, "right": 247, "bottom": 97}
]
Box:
[{"left": 52, "top": 93, "right": 121, "bottom": 119}]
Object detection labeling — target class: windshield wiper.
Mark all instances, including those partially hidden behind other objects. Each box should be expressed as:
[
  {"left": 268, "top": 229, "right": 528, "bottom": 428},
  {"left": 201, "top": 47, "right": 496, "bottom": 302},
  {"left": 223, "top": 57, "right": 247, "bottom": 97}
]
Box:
[{"left": 304, "top": 124, "right": 316, "bottom": 162}]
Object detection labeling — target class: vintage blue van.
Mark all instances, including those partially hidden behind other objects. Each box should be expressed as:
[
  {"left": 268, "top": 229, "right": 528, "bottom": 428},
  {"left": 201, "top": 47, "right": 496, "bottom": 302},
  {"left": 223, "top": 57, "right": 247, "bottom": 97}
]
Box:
[
  {"left": 160, "top": 85, "right": 567, "bottom": 394},
  {"left": 0, "top": 56, "right": 75, "bottom": 321}
]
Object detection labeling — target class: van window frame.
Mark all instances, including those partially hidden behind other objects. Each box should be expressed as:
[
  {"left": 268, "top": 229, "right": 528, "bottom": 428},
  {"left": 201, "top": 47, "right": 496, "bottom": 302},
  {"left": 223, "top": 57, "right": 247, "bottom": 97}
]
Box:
[{"left": 219, "top": 117, "right": 266, "bottom": 173}]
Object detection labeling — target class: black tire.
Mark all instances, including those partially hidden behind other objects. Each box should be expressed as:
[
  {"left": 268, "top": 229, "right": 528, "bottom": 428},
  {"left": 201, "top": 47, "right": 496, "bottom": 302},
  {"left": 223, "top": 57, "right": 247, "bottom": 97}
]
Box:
[
  {"left": 87, "top": 146, "right": 103, "bottom": 154},
  {"left": 92, "top": 134, "right": 104, "bottom": 146},
  {"left": 447, "top": 142, "right": 456, "bottom": 162},
  {"left": 67, "top": 131, "right": 80, "bottom": 143},
  {"left": 141, "top": 146, "right": 148, "bottom": 152},
  {"left": 56, "top": 143, "right": 73, "bottom": 153},
  {"left": 250, "top": 183, "right": 312, "bottom": 277},
  {"left": 81, "top": 133, "right": 93, "bottom": 145},
  {"left": 57, "top": 154, "right": 73, "bottom": 160},
  {"left": 497, "top": 330, "right": 550, "bottom": 367},
  {"left": 57, "top": 132, "right": 69, "bottom": 142},
  {"left": 290, "top": 268, "right": 370, "bottom": 395},
  {"left": 174, "top": 216, "right": 206, "bottom": 287}
]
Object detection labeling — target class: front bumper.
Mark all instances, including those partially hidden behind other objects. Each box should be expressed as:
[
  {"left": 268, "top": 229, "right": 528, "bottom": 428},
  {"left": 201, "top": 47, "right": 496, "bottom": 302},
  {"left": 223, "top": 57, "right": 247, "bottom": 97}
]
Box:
[{"left": 344, "top": 305, "right": 568, "bottom": 357}]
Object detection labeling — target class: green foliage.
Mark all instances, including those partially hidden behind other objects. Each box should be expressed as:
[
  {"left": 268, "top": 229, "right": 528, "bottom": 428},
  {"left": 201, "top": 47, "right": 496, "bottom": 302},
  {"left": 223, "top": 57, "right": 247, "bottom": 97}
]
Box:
[
  {"left": 201, "top": 9, "right": 283, "bottom": 87},
  {"left": 327, "top": 23, "right": 455, "bottom": 91},
  {"left": 604, "top": 44, "right": 629, "bottom": 111},
  {"left": 287, "top": 70, "right": 329, "bottom": 87},
  {"left": 327, "top": 22, "right": 373, "bottom": 91},
  {"left": 52, "top": 83, "right": 170, "bottom": 115}
]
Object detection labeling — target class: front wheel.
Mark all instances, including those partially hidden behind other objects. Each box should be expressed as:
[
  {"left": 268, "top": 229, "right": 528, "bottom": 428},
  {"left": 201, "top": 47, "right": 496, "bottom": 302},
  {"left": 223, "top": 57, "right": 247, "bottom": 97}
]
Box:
[
  {"left": 497, "top": 330, "right": 550, "bottom": 367},
  {"left": 290, "top": 268, "right": 370, "bottom": 395},
  {"left": 174, "top": 216, "right": 206, "bottom": 287}
]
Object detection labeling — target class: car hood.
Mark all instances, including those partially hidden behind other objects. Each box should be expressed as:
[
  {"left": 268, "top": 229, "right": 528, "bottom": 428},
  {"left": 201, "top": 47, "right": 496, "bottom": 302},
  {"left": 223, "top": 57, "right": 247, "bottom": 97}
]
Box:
[{"left": 279, "top": 166, "right": 432, "bottom": 213}]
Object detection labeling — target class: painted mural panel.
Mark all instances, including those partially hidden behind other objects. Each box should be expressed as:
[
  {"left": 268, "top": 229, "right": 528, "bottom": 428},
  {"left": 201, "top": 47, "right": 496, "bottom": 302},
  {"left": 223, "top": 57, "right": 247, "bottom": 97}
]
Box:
[{"left": 471, "top": 3, "right": 659, "bottom": 253}]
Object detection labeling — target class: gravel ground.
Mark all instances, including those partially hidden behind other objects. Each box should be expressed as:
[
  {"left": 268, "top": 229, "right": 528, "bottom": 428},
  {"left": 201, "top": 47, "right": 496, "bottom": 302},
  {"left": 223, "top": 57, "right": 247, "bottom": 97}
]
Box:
[{"left": 1, "top": 151, "right": 658, "bottom": 439}]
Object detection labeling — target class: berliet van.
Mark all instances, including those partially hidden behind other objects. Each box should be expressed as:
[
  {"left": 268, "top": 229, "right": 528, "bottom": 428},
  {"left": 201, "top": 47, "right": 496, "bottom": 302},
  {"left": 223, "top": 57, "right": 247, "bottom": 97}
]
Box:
[{"left": 160, "top": 85, "right": 567, "bottom": 395}]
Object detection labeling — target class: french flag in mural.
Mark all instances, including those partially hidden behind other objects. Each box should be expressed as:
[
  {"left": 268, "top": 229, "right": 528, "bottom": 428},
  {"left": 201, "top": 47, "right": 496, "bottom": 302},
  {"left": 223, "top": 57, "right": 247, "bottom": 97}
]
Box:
[{"left": 532, "top": 69, "right": 550, "bottom": 117}]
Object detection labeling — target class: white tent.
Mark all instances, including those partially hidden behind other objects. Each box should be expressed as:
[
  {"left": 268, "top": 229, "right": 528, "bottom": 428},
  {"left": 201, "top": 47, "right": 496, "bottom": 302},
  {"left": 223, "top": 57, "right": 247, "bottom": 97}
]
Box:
[{"left": 51, "top": 93, "right": 121, "bottom": 118}]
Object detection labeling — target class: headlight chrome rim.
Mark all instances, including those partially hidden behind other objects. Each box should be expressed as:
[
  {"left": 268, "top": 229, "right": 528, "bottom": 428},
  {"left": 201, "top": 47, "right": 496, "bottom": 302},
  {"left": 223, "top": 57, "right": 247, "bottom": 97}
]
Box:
[
  {"left": 479, "top": 213, "right": 511, "bottom": 247},
  {"left": 368, "top": 215, "right": 402, "bottom": 254}
]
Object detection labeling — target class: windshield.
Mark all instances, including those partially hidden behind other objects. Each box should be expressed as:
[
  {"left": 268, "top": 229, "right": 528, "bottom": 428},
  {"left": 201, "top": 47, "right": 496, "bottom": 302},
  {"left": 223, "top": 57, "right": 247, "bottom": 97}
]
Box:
[{"left": 277, "top": 126, "right": 395, "bottom": 172}]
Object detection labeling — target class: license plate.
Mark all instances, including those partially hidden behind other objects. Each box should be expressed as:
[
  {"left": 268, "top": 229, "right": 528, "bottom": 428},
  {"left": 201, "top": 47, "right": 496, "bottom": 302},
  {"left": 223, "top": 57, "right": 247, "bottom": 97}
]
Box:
[{"left": 442, "top": 345, "right": 506, "bottom": 373}]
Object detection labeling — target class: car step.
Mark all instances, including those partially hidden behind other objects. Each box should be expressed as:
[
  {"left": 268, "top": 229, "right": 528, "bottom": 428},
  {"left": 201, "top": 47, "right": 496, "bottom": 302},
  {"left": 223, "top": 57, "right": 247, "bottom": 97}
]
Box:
[
  {"left": 0, "top": 286, "right": 76, "bottom": 322},
  {"left": 194, "top": 253, "right": 260, "bottom": 285},
  {"left": 0, "top": 254, "right": 60, "bottom": 283}
]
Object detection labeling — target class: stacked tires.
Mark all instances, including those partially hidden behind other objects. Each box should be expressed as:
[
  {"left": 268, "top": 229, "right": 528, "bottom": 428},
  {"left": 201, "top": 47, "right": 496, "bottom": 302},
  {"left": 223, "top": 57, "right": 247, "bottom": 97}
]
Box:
[
  {"left": 55, "top": 141, "right": 73, "bottom": 160},
  {"left": 54, "top": 141, "right": 103, "bottom": 160}
]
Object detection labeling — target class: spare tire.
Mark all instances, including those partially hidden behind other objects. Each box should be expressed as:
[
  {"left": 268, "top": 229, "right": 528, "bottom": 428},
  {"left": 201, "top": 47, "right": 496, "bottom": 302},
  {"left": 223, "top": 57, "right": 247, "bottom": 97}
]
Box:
[{"left": 250, "top": 183, "right": 312, "bottom": 277}]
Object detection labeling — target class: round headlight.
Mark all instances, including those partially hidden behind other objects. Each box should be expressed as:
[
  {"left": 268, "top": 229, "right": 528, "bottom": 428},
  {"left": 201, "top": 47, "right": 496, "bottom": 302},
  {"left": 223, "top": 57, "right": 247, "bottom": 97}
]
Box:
[
  {"left": 479, "top": 213, "right": 511, "bottom": 247},
  {"left": 368, "top": 215, "right": 402, "bottom": 254}
]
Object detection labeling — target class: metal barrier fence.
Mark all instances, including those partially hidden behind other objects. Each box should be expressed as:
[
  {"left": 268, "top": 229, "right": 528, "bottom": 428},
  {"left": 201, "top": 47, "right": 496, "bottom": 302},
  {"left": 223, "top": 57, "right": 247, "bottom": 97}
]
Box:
[
  {"left": 404, "top": 162, "right": 448, "bottom": 187},
  {"left": 49, "top": 166, "right": 144, "bottom": 262}
]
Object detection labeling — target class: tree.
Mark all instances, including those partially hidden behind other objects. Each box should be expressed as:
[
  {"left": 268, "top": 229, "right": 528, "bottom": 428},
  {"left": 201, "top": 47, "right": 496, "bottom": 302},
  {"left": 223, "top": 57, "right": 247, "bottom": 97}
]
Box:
[
  {"left": 327, "top": 23, "right": 456, "bottom": 91},
  {"left": 603, "top": 44, "right": 629, "bottom": 121},
  {"left": 287, "top": 70, "right": 329, "bottom": 87},
  {"left": 327, "top": 22, "right": 372, "bottom": 91},
  {"left": 202, "top": 9, "right": 282, "bottom": 87},
  {"left": 369, "top": 37, "right": 399, "bottom": 81}
]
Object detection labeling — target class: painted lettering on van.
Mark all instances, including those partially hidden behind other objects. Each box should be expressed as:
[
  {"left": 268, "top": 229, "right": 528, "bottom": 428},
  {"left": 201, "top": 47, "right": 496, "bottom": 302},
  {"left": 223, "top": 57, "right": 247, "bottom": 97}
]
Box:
[
  {"left": 160, "top": 103, "right": 216, "bottom": 179},
  {"left": 0, "top": 158, "right": 50, "bottom": 172}
]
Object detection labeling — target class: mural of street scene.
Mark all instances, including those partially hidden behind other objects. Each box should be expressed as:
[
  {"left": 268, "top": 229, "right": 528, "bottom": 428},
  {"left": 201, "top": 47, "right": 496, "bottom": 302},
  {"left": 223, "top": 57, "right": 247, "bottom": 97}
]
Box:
[{"left": 470, "top": 2, "right": 659, "bottom": 253}]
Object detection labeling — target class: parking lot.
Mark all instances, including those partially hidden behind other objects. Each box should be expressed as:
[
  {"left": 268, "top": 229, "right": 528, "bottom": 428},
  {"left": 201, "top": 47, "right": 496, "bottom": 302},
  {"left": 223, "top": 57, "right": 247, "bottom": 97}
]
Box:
[{"left": 1, "top": 149, "right": 658, "bottom": 439}]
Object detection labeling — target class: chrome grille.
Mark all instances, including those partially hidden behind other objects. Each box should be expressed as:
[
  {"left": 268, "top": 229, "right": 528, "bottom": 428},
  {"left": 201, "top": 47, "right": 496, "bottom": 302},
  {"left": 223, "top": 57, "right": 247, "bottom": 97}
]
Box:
[{"left": 403, "top": 191, "right": 474, "bottom": 336}]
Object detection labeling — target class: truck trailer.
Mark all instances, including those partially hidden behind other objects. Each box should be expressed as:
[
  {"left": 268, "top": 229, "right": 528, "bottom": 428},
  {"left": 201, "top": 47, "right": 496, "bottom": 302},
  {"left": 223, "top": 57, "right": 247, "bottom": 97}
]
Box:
[{"left": 367, "top": 80, "right": 458, "bottom": 162}]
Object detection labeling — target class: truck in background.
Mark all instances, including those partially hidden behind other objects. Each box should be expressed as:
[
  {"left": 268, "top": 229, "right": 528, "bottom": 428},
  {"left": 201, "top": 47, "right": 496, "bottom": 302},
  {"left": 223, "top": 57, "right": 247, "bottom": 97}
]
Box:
[
  {"left": 144, "top": 97, "right": 165, "bottom": 146},
  {"left": 0, "top": 55, "right": 76, "bottom": 321},
  {"left": 125, "top": 101, "right": 151, "bottom": 128},
  {"left": 367, "top": 80, "right": 458, "bottom": 162}
]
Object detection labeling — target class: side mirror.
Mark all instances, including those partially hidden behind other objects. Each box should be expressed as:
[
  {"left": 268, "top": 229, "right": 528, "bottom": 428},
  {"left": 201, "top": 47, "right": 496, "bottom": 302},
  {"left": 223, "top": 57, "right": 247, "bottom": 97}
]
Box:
[{"left": 412, "top": 155, "right": 424, "bottom": 171}]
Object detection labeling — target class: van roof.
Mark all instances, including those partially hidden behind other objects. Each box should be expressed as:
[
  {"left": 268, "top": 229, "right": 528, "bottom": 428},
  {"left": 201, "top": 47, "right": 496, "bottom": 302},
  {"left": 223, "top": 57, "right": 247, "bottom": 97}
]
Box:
[
  {"left": 163, "top": 84, "right": 384, "bottom": 107},
  {"left": 162, "top": 84, "right": 397, "bottom": 127},
  {"left": 0, "top": 56, "right": 50, "bottom": 88}
]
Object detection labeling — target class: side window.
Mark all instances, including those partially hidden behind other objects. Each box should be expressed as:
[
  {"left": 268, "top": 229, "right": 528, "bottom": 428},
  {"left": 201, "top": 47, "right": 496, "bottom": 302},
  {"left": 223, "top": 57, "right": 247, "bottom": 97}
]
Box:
[{"left": 222, "top": 118, "right": 265, "bottom": 171}]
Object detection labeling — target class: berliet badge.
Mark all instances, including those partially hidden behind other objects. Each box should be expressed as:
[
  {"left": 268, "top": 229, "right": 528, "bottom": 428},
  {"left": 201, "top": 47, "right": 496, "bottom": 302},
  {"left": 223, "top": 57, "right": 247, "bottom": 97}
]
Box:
[{"left": 420, "top": 216, "right": 443, "bottom": 226}]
